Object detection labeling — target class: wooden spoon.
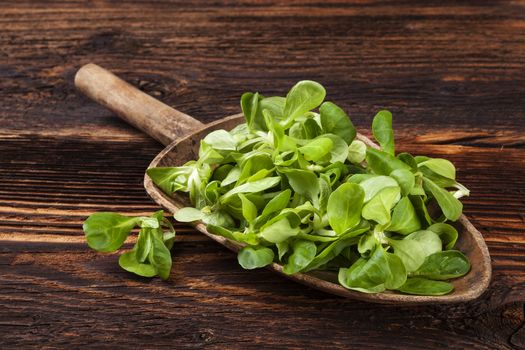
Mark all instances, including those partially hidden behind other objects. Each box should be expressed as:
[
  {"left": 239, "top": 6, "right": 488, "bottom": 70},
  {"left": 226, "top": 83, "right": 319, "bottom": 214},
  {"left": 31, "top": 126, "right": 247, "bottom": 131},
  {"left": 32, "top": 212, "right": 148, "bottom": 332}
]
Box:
[{"left": 75, "top": 63, "right": 491, "bottom": 304}]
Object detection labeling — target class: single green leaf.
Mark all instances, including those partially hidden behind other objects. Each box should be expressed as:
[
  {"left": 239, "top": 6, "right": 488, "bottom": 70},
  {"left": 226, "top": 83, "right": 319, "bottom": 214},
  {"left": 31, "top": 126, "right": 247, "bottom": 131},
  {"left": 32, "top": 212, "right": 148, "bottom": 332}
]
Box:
[
  {"left": 282, "top": 80, "right": 326, "bottom": 126},
  {"left": 139, "top": 216, "right": 160, "bottom": 229},
  {"left": 204, "top": 180, "right": 221, "bottom": 203},
  {"left": 418, "top": 158, "right": 456, "bottom": 180},
  {"left": 276, "top": 241, "right": 290, "bottom": 261},
  {"left": 358, "top": 232, "right": 379, "bottom": 257},
  {"left": 237, "top": 246, "right": 275, "bottom": 269},
  {"left": 260, "top": 189, "right": 291, "bottom": 218},
  {"left": 259, "top": 218, "right": 300, "bottom": 243},
  {"left": 187, "top": 164, "right": 211, "bottom": 209},
  {"left": 283, "top": 169, "right": 320, "bottom": 203},
  {"left": 327, "top": 183, "right": 364, "bottom": 234},
  {"left": 173, "top": 207, "right": 203, "bottom": 222},
  {"left": 423, "top": 177, "right": 463, "bottom": 221},
  {"left": 347, "top": 140, "right": 367, "bottom": 163},
  {"left": 388, "top": 196, "right": 421, "bottom": 235},
  {"left": 202, "top": 210, "right": 236, "bottom": 228},
  {"left": 135, "top": 229, "right": 152, "bottom": 262},
  {"left": 239, "top": 193, "right": 257, "bottom": 223},
  {"left": 162, "top": 228, "right": 176, "bottom": 251},
  {"left": 242, "top": 95, "right": 285, "bottom": 131},
  {"left": 388, "top": 239, "right": 425, "bottom": 273},
  {"left": 388, "top": 230, "right": 442, "bottom": 272},
  {"left": 414, "top": 155, "right": 431, "bottom": 164},
  {"left": 247, "top": 169, "right": 275, "bottom": 184},
  {"left": 237, "top": 152, "right": 274, "bottom": 183},
  {"left": 338, "top": 247, "right": 391, "bottom": 293},
  {"left": 389, "top": 169, "right": 415, "bottom": 196},
  {"left": 148, "top": 233, "right": 172, "bottom": 280},
  {"left": 319, "top": 101, "right": 356, "bottom": 144},
  {"left": 202, "top": 129, "right": 237, "bottom": 151},
  {"left": 372, "top": 110, "right": 394, "bottom": 156},
  {"left": 83, "top": 212, "right": 139, "bottom": 252},
  {"left": 221, "top": 166, "right": 241, "bottom": 187},
  {"left": 274, "top": 150, "right": 298, "bottom": 167},
  {"left": 410, "top": 174, "right": 426, "bottom": 196},
  {"left": 221, "top": 177, "right": 281, "bottom": 202},
  {"left": 409, "top": 195, "right": 433, "bottom": 226},
  {"left": 384, "top": 252, "right": 407, "bottom": 290},
  {"left": 427, "top": 223, "right": 459, "bottom": 250},
  {"left": 362, "top": 186, "right": 401, "bottom": 225},
  {"left": 412, "top": 250, "right": 470, "bottom": 280},
  {"left": 366, "top": 147, "right": 411, "bottom": 176},
  {"left": 232, "top": 231, "right": 260, "bottom": 245},
  {"left": 146, "top": 166, "right": 192, "bottom": 194},
  {"left": 317, "top": 174, "right": 332, "bottom": 214},
  {"left": 397, "top": 152, "right": 418, "bottom": 171},
  {"left": 264, "top": 109, "right": 291, "bottom": 151},
  {"left": 289, "top": 118, "right": 322, "bottom": 140},
  {"left": 358, "top": 175, "right": 399, "bottom": 202},
  {"left": 299, "top": 231, "right": 338, "bottom": 242},
  {"left": 230, "top": 122, "right": 250, "bottom": 138},
  {"left": 347, "top": 173, "right": 376, "bottom": 184},
  {"left": 206, "top": 224, "right": 237, "bottom": 241},
  {"left": 397, "top": 278, "right": 453, "bottom": 295},
  {"left": 151, "top": 210, "right": 165, "bottom": 222},
  {"left": 260, "top": 96, "right": 285, "bottom": 119},
  {"left": 405, "top": 230, "right": 443, "bottom": 256},
  {"left": 419, "top": 166, "right": 457, "bottom": 188},
  {"left": 118, "top": 249, "right": 157, "bottom": 278},
  {"left": 283, "top": 240, "right": 317, "bottom": 274},
  {"left": 304, "top": 231, "right": 364, "bottom": 271},
  {"left": 241, "top": 92, "right": 262, "bottom": 129},
  {"left": 263, "top": 210, "right": 302, "bottom": 230},
  {"left": 198, "top": 141, "right": 224, "bottom": 165},
  {"left": 323, "top": 134, "right": 349, "bottom": 163},
  {"left": 298, "top": 137, "right": 333, "bottom": 162}
]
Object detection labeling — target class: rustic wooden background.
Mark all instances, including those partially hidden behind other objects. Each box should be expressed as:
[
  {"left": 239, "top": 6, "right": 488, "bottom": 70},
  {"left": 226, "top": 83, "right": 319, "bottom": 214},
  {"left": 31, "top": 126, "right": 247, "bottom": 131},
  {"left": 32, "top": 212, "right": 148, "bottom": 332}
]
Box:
[{"left": 1, "top": 1, "right": 524, "bottom": 348}]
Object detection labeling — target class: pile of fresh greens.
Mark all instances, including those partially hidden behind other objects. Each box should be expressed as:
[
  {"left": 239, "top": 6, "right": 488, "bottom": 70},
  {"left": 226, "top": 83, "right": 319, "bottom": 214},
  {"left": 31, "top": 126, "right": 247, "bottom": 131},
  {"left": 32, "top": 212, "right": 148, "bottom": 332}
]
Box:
[{"left": 83, "top": 80, "right": 471, "bottom": 295}]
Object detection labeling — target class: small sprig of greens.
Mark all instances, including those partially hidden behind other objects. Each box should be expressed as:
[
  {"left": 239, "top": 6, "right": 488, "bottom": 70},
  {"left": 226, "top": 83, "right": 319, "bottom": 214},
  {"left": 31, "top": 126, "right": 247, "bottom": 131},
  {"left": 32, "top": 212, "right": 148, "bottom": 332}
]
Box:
[
  {"left": 83, "top": 210, "right": 175, "bottom": 280},
  {"left": 145, "top": 80, "right": 472, "bottom": 296}
]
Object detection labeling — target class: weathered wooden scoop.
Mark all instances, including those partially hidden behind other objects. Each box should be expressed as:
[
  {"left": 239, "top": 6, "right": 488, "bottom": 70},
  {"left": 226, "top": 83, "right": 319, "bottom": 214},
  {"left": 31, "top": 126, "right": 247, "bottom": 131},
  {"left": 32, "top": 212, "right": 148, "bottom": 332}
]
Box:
[{"left": 75, "top": 63, "right": 491, "bottom": 304}]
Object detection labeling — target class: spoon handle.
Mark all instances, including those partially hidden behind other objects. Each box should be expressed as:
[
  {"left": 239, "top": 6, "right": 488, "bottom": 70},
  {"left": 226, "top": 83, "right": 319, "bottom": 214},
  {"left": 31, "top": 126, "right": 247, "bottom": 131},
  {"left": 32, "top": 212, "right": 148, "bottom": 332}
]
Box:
[{"left": 75, "top": 63, "right": 204, "bottom": 146}]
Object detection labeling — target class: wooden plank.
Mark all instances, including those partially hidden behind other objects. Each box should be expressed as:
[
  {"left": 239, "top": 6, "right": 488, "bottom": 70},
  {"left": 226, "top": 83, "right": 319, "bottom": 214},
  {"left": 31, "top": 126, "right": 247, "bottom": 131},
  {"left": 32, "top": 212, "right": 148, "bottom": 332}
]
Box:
[
  {"left": 0, "top": 1, "right": 524, "bottom": 137},
  {"left": 0, "top": 247, "right": 523, "bottom": 349}
]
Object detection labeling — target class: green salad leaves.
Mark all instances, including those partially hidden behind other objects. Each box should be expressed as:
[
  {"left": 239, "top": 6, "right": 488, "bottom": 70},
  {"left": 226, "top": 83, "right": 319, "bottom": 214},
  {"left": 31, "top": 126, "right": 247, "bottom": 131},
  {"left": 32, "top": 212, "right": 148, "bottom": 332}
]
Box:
[
  {"left": 83, "top": 80, "right": 471, "bottom": 296},
  {"left": 83, "top": 210, "right": 175, "bottom": 279}
]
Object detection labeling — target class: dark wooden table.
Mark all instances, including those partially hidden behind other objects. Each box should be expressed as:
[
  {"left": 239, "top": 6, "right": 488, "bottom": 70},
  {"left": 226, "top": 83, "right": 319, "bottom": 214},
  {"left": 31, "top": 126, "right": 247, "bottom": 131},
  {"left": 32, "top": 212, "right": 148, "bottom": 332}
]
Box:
[{"left": 1, "top": 1, "right": 525, "bottom": 348}]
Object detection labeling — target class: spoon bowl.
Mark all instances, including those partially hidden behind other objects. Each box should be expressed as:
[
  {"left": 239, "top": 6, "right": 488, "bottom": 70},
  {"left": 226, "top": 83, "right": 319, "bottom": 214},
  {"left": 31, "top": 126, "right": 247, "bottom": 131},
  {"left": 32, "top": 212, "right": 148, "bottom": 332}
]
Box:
[{"left": 75, "top": 63, "right": 492, "bottom": 304}]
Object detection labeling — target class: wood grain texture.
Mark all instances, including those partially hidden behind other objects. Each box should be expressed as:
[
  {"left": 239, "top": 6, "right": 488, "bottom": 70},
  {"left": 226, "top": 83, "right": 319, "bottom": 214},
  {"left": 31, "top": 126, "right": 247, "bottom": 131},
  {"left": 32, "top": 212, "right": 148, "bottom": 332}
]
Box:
[{"left": 1, "top": 0, "right": 525, "bottom": 348}]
